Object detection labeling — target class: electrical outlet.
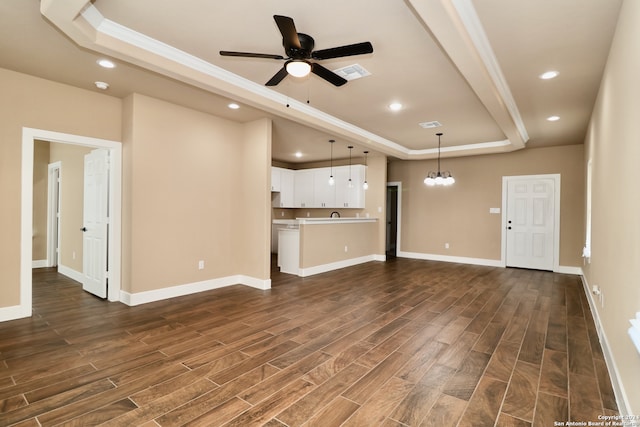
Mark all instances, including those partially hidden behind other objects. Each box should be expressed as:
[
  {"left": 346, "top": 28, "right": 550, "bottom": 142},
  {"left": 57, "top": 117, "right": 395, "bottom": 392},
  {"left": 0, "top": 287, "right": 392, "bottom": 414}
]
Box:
[
  {"left": 198, "top": 260, "right": 205, "bottom": 270},
  {"left": 344, "top": 245, "right": 348, "bottom": 252},
  {"left": 445, "top": 243, "right": 450, "bottom": 249}
]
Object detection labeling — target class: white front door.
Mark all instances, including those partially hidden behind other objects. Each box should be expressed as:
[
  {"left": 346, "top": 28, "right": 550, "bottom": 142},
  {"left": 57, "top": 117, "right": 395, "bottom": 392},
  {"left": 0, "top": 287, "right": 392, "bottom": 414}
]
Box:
[
  {"left": 82, "top": 149, "right": 109, "bottom": 298},
  {"left": 505, "top": 177, "right": 555, "bottom": 271}
]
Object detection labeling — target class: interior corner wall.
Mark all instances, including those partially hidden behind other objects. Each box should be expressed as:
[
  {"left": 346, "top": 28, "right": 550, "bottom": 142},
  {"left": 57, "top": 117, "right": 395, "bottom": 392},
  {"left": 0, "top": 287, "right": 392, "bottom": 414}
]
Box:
[
  {"left": 388, "top": 144, "right": 585, "bottom": 266},
  {"left": 124, "top": 93, "right": 270, "bottom": 294},
  {"left": 0, "top": 67, "right": 121, "bottom": 309},
  {"left": 582, "top": 0, "right": 640, "bottom": 413}
]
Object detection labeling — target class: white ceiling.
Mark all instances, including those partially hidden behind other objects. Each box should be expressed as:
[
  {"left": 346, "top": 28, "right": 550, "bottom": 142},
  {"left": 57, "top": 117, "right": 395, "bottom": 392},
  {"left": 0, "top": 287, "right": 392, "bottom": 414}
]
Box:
[{"left": 0, "top": 0, "right": 622, "bottom": 163}]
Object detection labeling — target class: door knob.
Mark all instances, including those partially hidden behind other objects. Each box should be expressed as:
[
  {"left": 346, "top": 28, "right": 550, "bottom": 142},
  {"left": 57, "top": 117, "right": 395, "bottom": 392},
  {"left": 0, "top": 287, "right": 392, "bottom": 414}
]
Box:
[
  {"left": 507, "top": 226, "right": 512, "bottom": 230},
  {"left": 81, "top": 227, "right": 87, "bottom": 232}
]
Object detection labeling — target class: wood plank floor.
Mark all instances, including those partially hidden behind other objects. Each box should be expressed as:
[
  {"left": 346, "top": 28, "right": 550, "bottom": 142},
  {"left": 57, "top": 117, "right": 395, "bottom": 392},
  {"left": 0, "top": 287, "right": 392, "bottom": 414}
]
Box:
[{"left": 0, "top": 258, "right": 618, "bottom": 426}]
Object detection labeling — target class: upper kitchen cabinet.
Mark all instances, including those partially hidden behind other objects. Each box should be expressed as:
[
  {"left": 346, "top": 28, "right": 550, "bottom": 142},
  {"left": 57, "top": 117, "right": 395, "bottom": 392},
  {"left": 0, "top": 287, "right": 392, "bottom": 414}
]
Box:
[
  {"left": 271, "top": 167, "right": 295, "bottom": 208},
  {"left": 334, "top": 165, "right": 365, "bottom": 208},
  {"left": 273, "top": 165, "right": 366, "bottom": 209}
]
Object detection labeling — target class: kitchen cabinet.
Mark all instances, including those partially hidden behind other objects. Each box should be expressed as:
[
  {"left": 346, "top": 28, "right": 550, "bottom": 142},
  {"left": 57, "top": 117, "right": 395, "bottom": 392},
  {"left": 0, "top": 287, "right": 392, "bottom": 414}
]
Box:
[
  {"left": 334, "top": 165, "right": 365, "bottom": 208},
  {"left": 294, "top": 169, "right": 315, "bottom": 208},
  {"left": 276, "top": 165, "right": 366, "bottom": 209},
  {"left": 271, "top": 167, "right": 283, "bottom": 192},
  {"left": 313, "top": 167, "right": 335, "bottom": 208},
  {"left": 271, "top": 167, "right": 295, "bottom": 208}
]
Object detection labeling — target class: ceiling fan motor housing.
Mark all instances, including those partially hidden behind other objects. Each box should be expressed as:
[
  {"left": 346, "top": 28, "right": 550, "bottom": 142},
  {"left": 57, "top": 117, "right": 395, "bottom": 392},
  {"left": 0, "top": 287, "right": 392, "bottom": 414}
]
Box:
[{"left": 286, "top": 33, "right": 314, "bottom": 58}]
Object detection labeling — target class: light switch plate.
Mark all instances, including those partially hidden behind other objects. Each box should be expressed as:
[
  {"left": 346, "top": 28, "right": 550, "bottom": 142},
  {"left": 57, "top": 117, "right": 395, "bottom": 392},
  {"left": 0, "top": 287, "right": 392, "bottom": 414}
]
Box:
[{"left": 489, "top": 208, "right": 501, "bottom": 214}]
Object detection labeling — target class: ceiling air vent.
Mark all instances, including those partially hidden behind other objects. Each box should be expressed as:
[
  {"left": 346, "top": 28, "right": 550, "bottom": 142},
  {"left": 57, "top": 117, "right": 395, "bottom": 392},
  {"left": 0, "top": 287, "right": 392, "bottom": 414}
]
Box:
[
  {"left": 419, "top": 121, "right": 442, "bottom": 129},
  {"left": 332, "top": 64, "right": 371, "bottom": 81}
]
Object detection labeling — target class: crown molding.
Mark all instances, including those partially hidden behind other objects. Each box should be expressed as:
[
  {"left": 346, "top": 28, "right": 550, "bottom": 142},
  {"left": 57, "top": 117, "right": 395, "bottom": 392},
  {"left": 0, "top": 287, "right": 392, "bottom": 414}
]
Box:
[{"left": 42, "top": 0, "right": 528, "bottom": 160}]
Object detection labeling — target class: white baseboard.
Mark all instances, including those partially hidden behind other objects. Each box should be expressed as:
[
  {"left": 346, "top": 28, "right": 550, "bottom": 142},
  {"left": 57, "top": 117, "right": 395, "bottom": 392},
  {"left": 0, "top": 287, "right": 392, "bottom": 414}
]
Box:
[
  {"left": 298, "top": 254, "right": 381, "bottom": 277},
  {"left": 555, "top": 265, "right": 582, "bottom": 275},
  {"left": 0, "top": 305, "right": 31, "bottom": 322},
  {"left": 57, "top": 265, "right": 84, "bottom": 283},
  {"left": 397, "top": 251, "right": 504, "bottom": 268},
  {"left": 120, "top": 275, "right": 271, "bottom": 307},
  {"left": 580, "top": 275, "right": 631, "bottom": 415},
  {"left": 32, "top": 260, "right": 48, "bottom": 268}
]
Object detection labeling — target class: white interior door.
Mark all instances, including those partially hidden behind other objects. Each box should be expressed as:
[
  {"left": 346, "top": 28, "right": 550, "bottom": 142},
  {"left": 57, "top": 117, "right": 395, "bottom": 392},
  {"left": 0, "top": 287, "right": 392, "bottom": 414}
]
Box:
[
  {"left": 505, "top": 177, "right": 555, "bottom": 271},
  {"left": 82, "top": 148, "right": 109, "bottom": 298}
]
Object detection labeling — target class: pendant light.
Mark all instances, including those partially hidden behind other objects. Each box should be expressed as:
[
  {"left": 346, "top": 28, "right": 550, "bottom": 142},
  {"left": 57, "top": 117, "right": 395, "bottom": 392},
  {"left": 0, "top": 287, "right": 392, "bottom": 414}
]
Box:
[
  {"left": 328, "top": 139, "right": 335, "bottom": 186},
  {"left": 347, "top": 146, "right": 354, "bottom": 188},
  {"left": 424, "top": 132, "right": 455, "bottom": 186},
  {"left": 363, "top": 151, "right": 369, "bottom": 190}
]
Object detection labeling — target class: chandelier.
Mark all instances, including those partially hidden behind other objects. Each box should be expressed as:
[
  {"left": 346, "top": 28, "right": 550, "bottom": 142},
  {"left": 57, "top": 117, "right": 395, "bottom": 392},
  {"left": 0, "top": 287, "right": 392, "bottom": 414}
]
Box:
[{"left": 424, "top": 132, "right": 455, "bottom": 186}]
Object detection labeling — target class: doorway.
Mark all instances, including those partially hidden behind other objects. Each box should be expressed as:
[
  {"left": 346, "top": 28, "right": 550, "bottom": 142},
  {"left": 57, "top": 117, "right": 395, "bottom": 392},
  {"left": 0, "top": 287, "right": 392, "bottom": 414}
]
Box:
[
  {"left": 386, "top": 182, "right": 401, "bottom": 258},
  {"left": 20, "top": 128, "right": 122, "bottom": 320},
  {"left": 502, "top": 174, "right": 560, "bottom": 271}
]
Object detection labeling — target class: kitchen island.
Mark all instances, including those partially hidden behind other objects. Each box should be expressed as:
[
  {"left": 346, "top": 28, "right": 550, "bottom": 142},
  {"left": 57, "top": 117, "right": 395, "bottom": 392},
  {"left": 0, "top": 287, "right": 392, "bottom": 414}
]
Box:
[{"left": 276, "top": 217, "right": 382, "bottom": 277}]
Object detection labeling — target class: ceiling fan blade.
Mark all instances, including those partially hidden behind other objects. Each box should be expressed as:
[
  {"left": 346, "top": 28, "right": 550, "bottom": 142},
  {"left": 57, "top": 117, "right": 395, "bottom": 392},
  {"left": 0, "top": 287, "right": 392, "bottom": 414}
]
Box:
[
  {"left": 312, "top": 42, "right": 373, "bottom": 60},
  {"left": 265, "top": 66, "right": 289, "bottom": 86},
  {"left": 274, "top": 15, "right": 301, "bottom": 50},
  {"left": 220, "top": 51, "right": 284, "bottom": 60},
  {"left": 311, "top": 63, "right": 347, "bottom": 87}
]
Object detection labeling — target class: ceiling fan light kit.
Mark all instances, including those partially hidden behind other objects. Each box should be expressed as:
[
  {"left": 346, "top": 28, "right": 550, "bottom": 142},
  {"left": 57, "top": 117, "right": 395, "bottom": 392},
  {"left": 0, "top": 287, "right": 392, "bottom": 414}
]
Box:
[
  {"left": 220, "top": 15, "right": 373, "bottom": 87},
  {"left": 285, "top": 60, "right": 312, "bottom": 77},
  {"left": 424, "top": 133, "right": 455, "bottom": 186}
]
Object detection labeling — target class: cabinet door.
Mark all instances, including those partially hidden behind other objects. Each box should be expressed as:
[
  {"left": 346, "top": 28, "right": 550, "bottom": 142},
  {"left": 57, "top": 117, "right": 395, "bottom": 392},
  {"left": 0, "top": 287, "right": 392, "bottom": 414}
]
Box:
[
  {"left": 271, "top": 167, "right": 282, "bottom": 192},
  {"left": 334, "top": 165, "right": 365, "bottom": 208},
  {"left": 294, "top": 170, "right": 315, "bottom": 208},
  {"left": 313, "top": 168, "right": 335, "bottom": 208},
  {"left": 280, "top": 169, "right": 295, "bottom": 207}
]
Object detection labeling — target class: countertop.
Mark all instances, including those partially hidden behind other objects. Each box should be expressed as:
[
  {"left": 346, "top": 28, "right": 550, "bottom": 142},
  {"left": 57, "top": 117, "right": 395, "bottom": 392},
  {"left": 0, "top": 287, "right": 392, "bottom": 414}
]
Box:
[
  {"left": 274, "top": 217, "right": 378, "bottom": 225},
  {"left": 296, "top": 217, "right": 378, "bottom": 225}
]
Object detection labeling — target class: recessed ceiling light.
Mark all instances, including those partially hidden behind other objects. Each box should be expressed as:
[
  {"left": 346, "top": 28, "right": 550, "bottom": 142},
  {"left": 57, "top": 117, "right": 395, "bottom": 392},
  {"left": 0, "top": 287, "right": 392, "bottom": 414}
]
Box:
[
  {"left": 94, "top": 81, "right": 109, "bottom": 90},
  {"left": 539, "top": 70, "right": 559, "bottom": 80},
  {"left": 97, "top": 59, "right": 116, "bottom": 69},
  {"left": 547, "top": 115, "right": 560, "bottom": 121},
  {"left": 389, "top": 102, "right": 403, "bottom": 111},
  {"left": 295, "top": 152, "right": 303, "bottom": 158},
  {"left": 227, "top": 103, "right": 240, "bottom": 110}
]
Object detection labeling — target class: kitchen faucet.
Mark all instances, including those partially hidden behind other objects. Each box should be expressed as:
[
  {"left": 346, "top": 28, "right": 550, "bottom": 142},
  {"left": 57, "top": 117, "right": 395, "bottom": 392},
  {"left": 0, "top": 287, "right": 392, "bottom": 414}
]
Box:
[{"left": 330, "top": 211, "right": 340, "bottom": 218}]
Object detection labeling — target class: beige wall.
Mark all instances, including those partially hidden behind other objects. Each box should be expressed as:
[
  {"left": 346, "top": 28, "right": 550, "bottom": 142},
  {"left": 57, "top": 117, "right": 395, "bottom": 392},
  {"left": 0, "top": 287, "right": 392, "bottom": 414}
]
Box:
[
  {"left": 582, "top": 0, "right": 639, "bottom": 413},
  {"left": 0, "top": 68, "right": 121, "bottom": 307},
  {"left": 300, "top": 221, "right": 378, "bottom": 268},
  {"left": 122, "top": 94, "right": 271, "bottom": 294},
  {"left": 49, "top": 143, "right": 92, "bottom": 273},
  {"left": 388, "top": 144, "right": 585, "bottom": 267},
  {"left": 237, "top": 118, "right": 272, "bottom": 279},
  {"left": 32, "top": 141, "right": 50, "bottom": 261}
]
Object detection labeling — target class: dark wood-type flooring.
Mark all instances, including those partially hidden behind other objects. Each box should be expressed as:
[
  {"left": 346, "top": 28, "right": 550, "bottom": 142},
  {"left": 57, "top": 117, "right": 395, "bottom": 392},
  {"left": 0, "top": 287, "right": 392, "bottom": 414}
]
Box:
[{"left": 0, "top": 258, "right": 618, "bottom": 426}]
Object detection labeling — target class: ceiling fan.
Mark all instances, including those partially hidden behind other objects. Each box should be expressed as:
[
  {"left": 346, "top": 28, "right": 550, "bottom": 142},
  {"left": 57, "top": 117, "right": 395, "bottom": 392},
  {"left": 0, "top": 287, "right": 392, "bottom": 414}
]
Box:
[{"left": 220, "top": 15, "right": 373, "bottom": 87}]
